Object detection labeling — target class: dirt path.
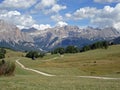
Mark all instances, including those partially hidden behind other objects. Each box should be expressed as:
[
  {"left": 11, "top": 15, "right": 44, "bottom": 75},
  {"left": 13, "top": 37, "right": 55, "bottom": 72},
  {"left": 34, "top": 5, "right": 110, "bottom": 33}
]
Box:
[
  {"left": 77, "top": 76, "right": 120, "bottom": 80},
  {"left": 16, "top": 59, "right": 120, "bottom": 80},
  {"left": 16, "top": 59, "right": 55, "bottom": 77}
]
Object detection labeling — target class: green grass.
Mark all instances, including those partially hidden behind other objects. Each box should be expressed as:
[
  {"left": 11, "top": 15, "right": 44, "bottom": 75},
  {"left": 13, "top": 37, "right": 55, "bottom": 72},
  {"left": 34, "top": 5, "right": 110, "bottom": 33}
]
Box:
[
  {"left": 0, "top": 45, "right": 120, "bottom": 90},
  {"left": 19, "top": 45, "right": 120, "bottom": 77},
  {"left": 0, "top": 75, "right": 120, "bottom": 90}
]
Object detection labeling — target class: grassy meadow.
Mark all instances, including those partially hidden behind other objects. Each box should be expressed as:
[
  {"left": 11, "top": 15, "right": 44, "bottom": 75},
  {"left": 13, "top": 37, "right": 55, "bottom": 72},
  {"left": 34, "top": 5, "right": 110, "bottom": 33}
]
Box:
[{"left": 0, "top": 45, "right": 120, "bottom": 90}]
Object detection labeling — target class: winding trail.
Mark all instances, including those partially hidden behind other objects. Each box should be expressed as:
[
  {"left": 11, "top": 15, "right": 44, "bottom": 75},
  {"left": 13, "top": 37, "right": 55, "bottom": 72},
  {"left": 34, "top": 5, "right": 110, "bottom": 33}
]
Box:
[
  {"left": 16, "top": 59, "right": 120, "bottom": 80},
  {"left": 16, "top": 59, "right": 55, "bottom": 77},
  {"left": 77, "top": 76, "right": 120, "bottom": 80}
]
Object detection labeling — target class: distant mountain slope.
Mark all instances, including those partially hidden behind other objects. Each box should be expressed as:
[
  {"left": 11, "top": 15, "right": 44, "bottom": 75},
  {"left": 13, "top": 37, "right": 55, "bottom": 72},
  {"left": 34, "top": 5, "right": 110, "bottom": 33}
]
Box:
[
  {"left": 0, "top": 19, "right": 40, "bottom": 51},
  {"left": 21, "top": 27, "right": 37, "bottom": 33},
  {"left": 111, "top": 37, "right": 120, "bottom": 44},
  {"left": 0, "top": 19, "right": 120, "bottom": 51},
  {"left": 30, "top": 26, "right": 120, "bottom": 50}
]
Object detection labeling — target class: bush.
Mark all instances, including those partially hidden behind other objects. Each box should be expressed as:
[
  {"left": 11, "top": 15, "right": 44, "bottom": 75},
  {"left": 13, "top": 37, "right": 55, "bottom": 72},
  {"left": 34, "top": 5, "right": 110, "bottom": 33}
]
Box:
[
  {"left": 0, "top": 48, "right": 6, "bottom": 59},
  {"left": 65, "top": 46, "right": 79, "bottom": 53},
  {"left": 82, "top": 45, "right": 91, "bottom": 52},
  {"left": 51, "top": 47, "right": 65, "bottom": 55},
  {"left": 26, "top": 51, "right": 45, "bottom": 60},
  {"left": 0, "top": 60, "right": 16, "bottom": 76},
  {"left": 0, "top": 53, "right": 5, "bottom": 59},
  {"left": 26, "top": 51, "right": 39, "bottom": 60},
  {"left": 0, "top": 48, "right": 6, "bottom": 54},
  {"left": 39, "top": 53, "right": 45, "bottom": 58}
]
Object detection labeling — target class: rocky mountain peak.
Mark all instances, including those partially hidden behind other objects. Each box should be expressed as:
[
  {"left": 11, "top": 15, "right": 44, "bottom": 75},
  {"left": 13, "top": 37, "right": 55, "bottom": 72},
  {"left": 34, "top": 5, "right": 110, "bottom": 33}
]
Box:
[
  {"left": 0, "top": 19, "right": 33, "bottom": 42},
  {"left": 0, "top": 20, "right": 120, "bottom": 51}
]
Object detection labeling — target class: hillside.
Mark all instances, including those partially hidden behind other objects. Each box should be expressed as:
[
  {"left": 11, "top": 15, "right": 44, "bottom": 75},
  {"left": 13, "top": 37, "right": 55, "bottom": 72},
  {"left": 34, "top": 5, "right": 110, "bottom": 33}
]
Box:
[
  {"left": 19, "top": 45, "right": 120, "bottom": 77},
  {"left": 0, "top": 45, "right": 119, "bottom": 90}
]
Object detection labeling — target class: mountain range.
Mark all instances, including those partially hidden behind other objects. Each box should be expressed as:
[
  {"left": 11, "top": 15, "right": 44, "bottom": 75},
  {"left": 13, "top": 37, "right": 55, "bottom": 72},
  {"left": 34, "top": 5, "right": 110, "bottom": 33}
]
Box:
[{"left": 0, "top": 19, "right": 120, "bottom": 51}]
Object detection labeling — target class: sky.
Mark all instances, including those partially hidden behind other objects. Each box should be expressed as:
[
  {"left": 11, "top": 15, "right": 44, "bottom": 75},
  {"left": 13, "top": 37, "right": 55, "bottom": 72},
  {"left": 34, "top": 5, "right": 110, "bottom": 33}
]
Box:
[{"left": 0, "top": 0, "right": 120, "bottom": 31}]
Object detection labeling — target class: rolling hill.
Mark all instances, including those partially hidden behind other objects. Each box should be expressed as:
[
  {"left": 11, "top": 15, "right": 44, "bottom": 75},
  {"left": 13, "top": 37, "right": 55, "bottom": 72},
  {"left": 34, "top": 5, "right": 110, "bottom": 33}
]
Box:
[{"left": 0, "top": 45, "right": 119, "bottom": 90}]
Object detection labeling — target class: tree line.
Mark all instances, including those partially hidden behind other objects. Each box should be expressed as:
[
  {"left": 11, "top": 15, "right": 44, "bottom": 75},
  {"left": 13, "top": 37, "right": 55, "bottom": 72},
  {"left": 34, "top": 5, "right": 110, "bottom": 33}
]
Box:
[
  {"left": 80, "top": 41, "right": 109, "bottom": 52},
  {"left": 51, "top": 41, "right": 109, "bottom": 55},
  {"left": 51, "top": 45, "right": 79, "bottom": 55},
  {"left": 25, "top": 41, "right": 109, "bottom": 59}
]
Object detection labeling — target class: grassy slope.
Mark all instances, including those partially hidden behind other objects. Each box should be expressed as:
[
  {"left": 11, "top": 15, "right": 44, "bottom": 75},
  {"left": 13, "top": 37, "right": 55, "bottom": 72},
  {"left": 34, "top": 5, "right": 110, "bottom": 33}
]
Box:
[
  {"left": 20, "top": 45, "right": 120, "bottom": 77},
  {"left": 0, "top": 45, "right": 120, "bottom": 90}
]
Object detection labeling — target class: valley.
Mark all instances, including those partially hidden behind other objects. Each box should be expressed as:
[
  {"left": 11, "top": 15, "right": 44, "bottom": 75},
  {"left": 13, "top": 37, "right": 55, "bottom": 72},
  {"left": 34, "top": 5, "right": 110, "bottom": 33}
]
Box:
[
  {"left": 0, "top": 0, "right": 120, "bottom": 90},
  {"left": 0, "top": 45, "right": 120, "bottom": 90}
]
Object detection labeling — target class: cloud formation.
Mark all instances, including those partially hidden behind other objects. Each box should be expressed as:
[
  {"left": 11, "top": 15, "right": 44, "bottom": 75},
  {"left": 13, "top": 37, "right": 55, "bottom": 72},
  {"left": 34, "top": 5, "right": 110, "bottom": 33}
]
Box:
[
  {"left": 66, "top": 3, "right": 120, "bottom": 31},
  {"left": 94, "top": 0, "right": 120, "bottom": 3},
  {"left": 51, "top": 14, "right": 63, "bottom": 22},
  {"left": 73, "top": 7, "right": 97, "bottom": 20},
  {"left": 56, "top": 21, "right": 68, "bottom": 27},
  {"left": 32, "top": 24, "right": 51, "bottom": 30},
  {"left": 36, "top": 0, "right": 55, "bottom": 8},
  {"left": 0, "top": 0, "right": 67, "bottom": 29},
  {"left": 0, "top": 0, "right": 37, "bottom": 9},
  {"left": 0, "top": 10, "right": 35, "bottom": 29},
  {"left": 35, "top": 0, "right": 67, "bottom": 14},
  {"left": 0, "top": 0, "right": 120, "bottom": 31}
]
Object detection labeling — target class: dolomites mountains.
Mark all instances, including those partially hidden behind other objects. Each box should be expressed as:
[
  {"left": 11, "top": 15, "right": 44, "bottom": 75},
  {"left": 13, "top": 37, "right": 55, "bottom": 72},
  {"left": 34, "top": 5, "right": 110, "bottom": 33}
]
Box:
[{"left": 0, "top": 19, "right": 120, "bottom": 51}]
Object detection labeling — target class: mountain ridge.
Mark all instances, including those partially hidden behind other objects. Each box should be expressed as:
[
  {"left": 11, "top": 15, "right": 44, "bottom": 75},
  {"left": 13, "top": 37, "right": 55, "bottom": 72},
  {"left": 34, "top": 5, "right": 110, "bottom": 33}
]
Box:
[
  {"left": 28, "top": 25, "right": 120, "bottom": 50},
  {"left": 0, "top": 19, "right": 41, "bottom": 51},
  {"left": 0, "top": 19, "right": 120, "bottom": 51}
]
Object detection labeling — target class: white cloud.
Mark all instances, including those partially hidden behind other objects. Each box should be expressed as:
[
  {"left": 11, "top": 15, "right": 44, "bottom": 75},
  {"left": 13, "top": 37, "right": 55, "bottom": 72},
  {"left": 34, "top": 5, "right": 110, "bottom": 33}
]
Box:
[
  {"left": 0, "top": 10, "right": 52, "bottom": 30},
  {"left": 0, "top": 0, "right": 37, "bottom": 9},
  {"left": 68, "top": 3, "right": 120, "bottom": 31},
  {"left": 32, "top": 24, "right": 51, "bottom": 30},
  {"left": 50, "top": 4, "right": 66, "bottom": 13},
  {"left": 94, "top": 0, "right": 120, "bottom": 3},
  {"left": 91, "top": 4, "right": 120, "bottom": 30},
  {"left": 0, "top": 10, "right": 35, "bottom": 29},
  {"left": 56, "top": 21, "right": 68, "bottom": 27},
  {"left": 35, "top": 0, "right": 67, "bottom": 14},
  {"left": 51, "top": 14, "right": 63, "bottom": 22},
  {"left": 73, "top": 7, "right": 97, "bottom": 20},
  {"left": 65, "top": 13, "right": 72, "bottom": 18},
  {"left": 35, "top": 0, "right": 56, "bottom": 9},
  {"left": 41, "top": 0, "right": 56, "bottom": 7}
]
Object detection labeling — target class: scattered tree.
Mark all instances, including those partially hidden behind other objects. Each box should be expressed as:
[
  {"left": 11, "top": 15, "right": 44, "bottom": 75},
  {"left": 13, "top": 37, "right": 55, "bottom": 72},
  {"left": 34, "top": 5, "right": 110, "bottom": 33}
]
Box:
[
  {"left": 51, "top": 47, "right": 65, "bottom": 55},
  {"left": 0, "top": 53, "right": 5, "bottom": 59},
  {"left": 0, "top": 48, "right": 6, "bottom": 59},
  {"left": 26, "top": 51, "right": 45, "bottom": 60},
  {"left": 39, "top": 53, "right": 45, "bottom": 58},
  {"left": 65, "top": 46, "right": 79, "bottom": 53},
  {"left": 82, "top": 45, "right": 91, "bottom": 52}
]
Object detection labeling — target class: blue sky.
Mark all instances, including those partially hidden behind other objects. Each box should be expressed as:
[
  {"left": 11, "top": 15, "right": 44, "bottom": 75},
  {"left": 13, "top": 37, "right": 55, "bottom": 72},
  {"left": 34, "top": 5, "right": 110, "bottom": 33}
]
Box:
[{"left": 0, "top": 0, "right": 120, "bottom": 31}]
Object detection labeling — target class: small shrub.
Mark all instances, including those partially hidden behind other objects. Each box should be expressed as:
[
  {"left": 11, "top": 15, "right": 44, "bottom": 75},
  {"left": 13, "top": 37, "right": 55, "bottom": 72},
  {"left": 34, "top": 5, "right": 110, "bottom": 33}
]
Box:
[
  {"left": 39, "top": 53, "right": 45, "bottom": 58},
  {"left": 51, "top": 47, "right": 65, "bottom": 55},
  {"left": 116, "top": 72, "right": 120, "bottom": 74},
  {"left": 0, "top": 60, "right": 16, "bottom": 76}
]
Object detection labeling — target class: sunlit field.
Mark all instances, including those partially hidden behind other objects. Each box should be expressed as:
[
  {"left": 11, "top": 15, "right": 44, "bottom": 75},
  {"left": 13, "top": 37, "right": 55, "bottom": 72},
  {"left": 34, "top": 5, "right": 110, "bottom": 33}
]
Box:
[{"left": 0, "top": 45, "right": 120, "bottom": 90}]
